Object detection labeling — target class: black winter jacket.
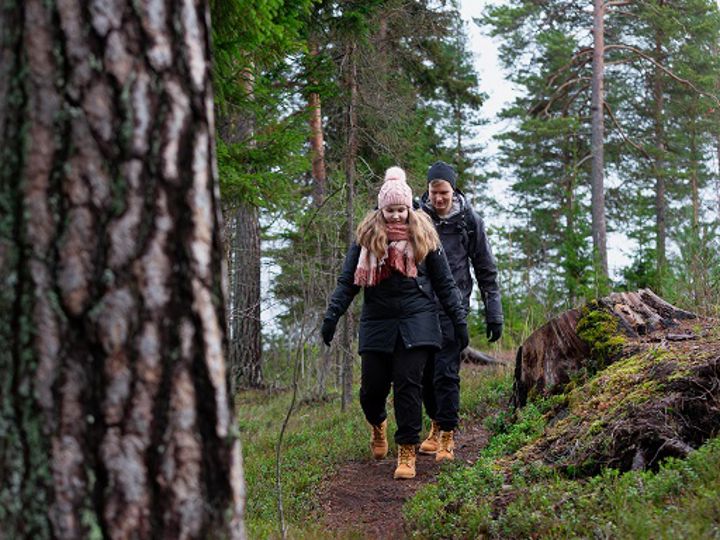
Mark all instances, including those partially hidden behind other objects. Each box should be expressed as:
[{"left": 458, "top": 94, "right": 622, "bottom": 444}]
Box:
[
  {"left": 420, "top": 191, "right": 503, "bottom": 324},
  {"left": 324, "top": 243, "right": 466, "bottom": 354}
]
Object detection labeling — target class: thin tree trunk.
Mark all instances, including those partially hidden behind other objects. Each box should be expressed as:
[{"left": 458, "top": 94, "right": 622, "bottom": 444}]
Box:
[
  {"left": 653, "top": 29, "right": 667, "bottom": 277},
  {"left": 341, "top": 41, "right": 358, "bottom": 411},
  {"left": 716, "top": 134, "right": 720, "bottom": 222},
  {"left": 308, "top": 41, "right": 327, "bottom": 206},
  {"left": 689, "top": 119, "right": 702, "bottom": 306},
  {"left": 564, "top": 171, "right": 577, "bottom": 303},
  {"left": 307, "top": 39, "right": 333, "bottom": 397},
  {"left": 455, "top": 100, "right": 463, "bottom": 166},
  {"left": 590, "top": 0, "right": 608, "bottom": 280},
  {"left": 690, "top": 127, "right": 699, "bottom": 229},
  {"left": 231, "top": 203, "right": 262, "bottom": 388},
  {"left": 221, "top": 65, "right": 263, "bottom": 390},
  {"left": 0, "top": 1, "right": 245, "bottom": 537}
]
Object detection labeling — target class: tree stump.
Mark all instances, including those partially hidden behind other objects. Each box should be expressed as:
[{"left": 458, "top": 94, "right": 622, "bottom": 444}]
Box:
[{"left": 512, "top": 289, "right": 697, "bottom": 407}]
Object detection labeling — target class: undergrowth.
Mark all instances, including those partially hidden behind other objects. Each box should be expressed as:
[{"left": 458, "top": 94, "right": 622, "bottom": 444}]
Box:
[
  {"left": 406, "top": 434, "right": 720, "bottom": 539},
  {"left": 405, "top": 342, "right": 720, "bottom": 539}
]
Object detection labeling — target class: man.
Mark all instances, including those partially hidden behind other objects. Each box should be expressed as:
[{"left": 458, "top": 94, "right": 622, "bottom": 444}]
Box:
[{"left": 419, "top": 161, "right": 503, "bottom": 461}]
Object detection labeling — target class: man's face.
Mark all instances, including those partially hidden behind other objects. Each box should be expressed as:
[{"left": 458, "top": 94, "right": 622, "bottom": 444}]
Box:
[{"left": 428, "top": 180, "right": 454, "bottom": 216}]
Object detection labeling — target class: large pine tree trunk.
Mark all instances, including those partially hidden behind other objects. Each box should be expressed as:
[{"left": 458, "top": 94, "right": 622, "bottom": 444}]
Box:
[
  {"left": 0, "top": 1, "right": 245, "bottom": 537},
  {"left": 590, "top": 0, "right": 608, "bottom": 280}
]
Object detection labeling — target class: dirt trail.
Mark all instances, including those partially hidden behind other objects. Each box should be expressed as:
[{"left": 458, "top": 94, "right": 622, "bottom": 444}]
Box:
[{"left": 319, "top": 421, "right": 489, "bottom": 539}]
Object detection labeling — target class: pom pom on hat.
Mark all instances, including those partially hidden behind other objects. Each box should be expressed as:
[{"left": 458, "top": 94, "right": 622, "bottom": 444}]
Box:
[
  {"left": 378, "top": 166, "right": 413, "bottom": 209},
  {"left": 384, "top": 166, "right": 406, "bottom": 183}
]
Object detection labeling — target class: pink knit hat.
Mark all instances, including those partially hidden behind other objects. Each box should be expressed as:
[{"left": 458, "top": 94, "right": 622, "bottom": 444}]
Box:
[{"left": 377, "top": 166, "right": 413, "bottom": 209}]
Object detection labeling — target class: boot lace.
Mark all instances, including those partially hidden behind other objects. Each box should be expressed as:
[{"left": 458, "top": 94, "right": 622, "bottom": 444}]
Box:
[
  {"left": 428, "top": 421, "right": 440, "bottom": 442},
  {"left": 398, "top": 445, "right": 414, "bottom": 465},
  {"left": 439, "top": 431, "right": 453, "bottom": 452},
  {"left": 372, "top": 423, "right": 385, "bottom": 444}
]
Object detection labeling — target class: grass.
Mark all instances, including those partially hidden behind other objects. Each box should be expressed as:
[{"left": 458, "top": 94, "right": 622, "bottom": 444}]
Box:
[
  {"left": 237, "top": 388, "right": 369, "bottom": 538},
  {"left": 238, "top": 362, "right": 514, "bottom": 538}
]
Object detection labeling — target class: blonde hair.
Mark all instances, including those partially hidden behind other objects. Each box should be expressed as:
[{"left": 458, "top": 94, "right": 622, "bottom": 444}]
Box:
[{"left": 355, "top": 208, "right": 440, "bottom": 263}]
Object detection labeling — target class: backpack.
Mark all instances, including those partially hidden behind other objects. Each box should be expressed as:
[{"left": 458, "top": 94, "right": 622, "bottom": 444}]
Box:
[{"left": 415, "top": 194, "right": 477, "bottom": 251}]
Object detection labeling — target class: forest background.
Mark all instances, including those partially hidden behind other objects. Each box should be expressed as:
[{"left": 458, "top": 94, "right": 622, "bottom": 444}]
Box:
[
  {"left": 219, "top": 1, "right": 720, "bottom": 533},
  {"left": 219, "top": 0, "right": 720, "bottom": 396}
]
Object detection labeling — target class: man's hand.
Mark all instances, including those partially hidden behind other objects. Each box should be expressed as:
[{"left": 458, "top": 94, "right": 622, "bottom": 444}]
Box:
[
  {"left": 321, "top": 318, "right": 337, "bottom": 346},
  {"left": 486, "top": 322, "right": 502, "bottom": 343},
  {"left": 455, "top": 323, "right": 469, "bottom": 350}
]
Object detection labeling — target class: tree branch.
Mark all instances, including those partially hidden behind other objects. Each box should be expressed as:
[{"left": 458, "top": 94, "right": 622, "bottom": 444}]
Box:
[
  {"left": 561, "top": 83, "right": 592, "bottom": 115},
  {"left": 547, "top": 48, "right": 593, "bottom": 87},
  {"left": 541, "top": 76, "right": 592, "bottom": 116},
  {"left": 603, "top": 102, "right": 651, "bottom": 159},
  {"left": 276, "top": 311, "right": 310, "bottom": 540},
  {"left": 574, "top": 153, "right": 593, "bottom": 169},
  {"left": 605, "top": 43, "right": 720, "bottom": 106}
]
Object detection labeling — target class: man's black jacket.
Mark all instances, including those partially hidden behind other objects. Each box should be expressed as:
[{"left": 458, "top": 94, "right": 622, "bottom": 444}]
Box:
[{"left": 419, "top": 191, "right": 503, "bottom": 325}]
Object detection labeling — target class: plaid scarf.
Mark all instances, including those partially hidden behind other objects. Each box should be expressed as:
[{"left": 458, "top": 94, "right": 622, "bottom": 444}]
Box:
[{"left": 354, "top": 223, "right": 417, "bottom": 287}]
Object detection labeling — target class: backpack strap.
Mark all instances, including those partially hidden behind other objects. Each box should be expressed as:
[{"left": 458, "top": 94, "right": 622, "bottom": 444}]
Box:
[{"left": 458, "top": 208, "right": 476, "bottom": 249}]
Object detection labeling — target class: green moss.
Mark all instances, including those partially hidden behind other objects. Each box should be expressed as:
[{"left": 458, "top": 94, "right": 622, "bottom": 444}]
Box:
[{"left": 576, "top": 301, "right": 626, "bottom": 374}]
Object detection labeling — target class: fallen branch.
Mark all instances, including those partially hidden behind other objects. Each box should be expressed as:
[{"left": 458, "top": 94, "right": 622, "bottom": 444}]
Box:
[{"left": 461, "top": 346, "right": 507, "bottom": 366}]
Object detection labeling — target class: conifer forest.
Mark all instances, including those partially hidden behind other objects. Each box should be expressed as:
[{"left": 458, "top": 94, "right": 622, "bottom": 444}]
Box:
[{"left": 1, "top": 0, "right": 719, "bottom": 538}]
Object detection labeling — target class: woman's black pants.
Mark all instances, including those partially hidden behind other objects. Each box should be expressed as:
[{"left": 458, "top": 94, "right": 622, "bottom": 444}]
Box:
[{"left": 359, "top": 337, "right": 431, "bottom": 445}]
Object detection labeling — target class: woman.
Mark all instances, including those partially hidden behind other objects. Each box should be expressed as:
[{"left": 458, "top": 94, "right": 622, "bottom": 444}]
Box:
[{"left": 321, "top": 166, "right": 467, "bottom": 480}]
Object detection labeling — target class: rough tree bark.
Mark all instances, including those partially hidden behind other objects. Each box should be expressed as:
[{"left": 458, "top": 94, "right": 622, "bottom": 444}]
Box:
[
  {"left": 512, "top": 289, "right": 696, "bottom": 407},
  {"left": 0, "top": 1, "right": 245, "bottom": 538},
  {"left": 590, "top": 0, "right": 608, "bottom": 280},
  {"left": 229, "top": 204, "right": 263, "bottom": 388}
]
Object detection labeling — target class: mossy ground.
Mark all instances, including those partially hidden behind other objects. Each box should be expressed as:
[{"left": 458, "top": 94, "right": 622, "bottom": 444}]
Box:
[{"left": 404, "top": 317, "right": 720, "bottom": 539}]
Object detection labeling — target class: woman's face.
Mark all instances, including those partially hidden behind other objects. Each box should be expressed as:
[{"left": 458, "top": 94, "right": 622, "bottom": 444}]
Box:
[{"left": 381, "top": 204, "right": 409, "bottom": 224}]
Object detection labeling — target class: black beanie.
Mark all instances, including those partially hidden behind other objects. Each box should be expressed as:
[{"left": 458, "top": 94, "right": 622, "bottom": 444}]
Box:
[{"left": 427, "top": 161, "right": 457, "bottom": 189}]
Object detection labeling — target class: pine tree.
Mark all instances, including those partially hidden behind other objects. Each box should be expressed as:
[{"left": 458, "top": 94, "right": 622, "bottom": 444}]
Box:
[{"left": 1, "top": 1, "right": 245, "bottom": 536}]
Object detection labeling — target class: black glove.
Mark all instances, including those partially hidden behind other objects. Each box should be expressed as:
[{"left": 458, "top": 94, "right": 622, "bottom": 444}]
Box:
[
  {"left": 486, "top": 322, "right": 503, "bottom": 343},
  {"left": 454, "top": 323, "right": 469, "bottom": 350},
  {"left": 321, "top": 318, "right": 337, "bottom": 346}
]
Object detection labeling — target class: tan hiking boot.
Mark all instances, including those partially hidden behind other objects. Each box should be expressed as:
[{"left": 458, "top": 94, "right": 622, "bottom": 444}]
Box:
[
  {"left": 419, "top": 420, "right": 441, "bottom": 454},
  {"left": 370, "top": 420, "right": 388, "bottom": 460},
  {"left": 394, "top": 444, "right": 416, "bottom": 479},
  {"left": 435, "top": 430, "right": 455, "bottom": 462}
]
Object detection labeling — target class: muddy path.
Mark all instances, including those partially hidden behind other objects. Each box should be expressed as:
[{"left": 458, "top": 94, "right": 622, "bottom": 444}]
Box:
[{"left": 319, "top": 420, "right": 490, "bottom": 539}]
